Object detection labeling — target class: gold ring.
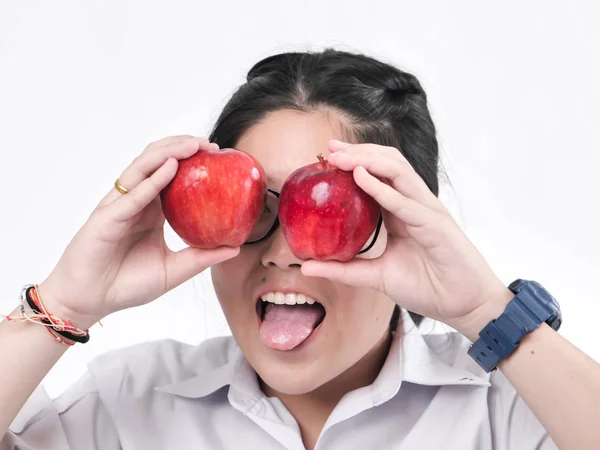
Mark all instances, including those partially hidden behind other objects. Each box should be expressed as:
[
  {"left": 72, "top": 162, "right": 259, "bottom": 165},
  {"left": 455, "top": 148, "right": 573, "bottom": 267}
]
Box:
[{"left": 114, "top": 178, "right": 130, "bottom": 195}]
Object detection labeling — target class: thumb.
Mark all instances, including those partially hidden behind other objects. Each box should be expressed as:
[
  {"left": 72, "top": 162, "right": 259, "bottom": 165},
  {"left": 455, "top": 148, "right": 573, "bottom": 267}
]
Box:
[
  {"left": 301, "top": 257, "right": 382, "bottom": 291},
  {"left": 165, "top": 246, "right": 240, "bottom": 291}
]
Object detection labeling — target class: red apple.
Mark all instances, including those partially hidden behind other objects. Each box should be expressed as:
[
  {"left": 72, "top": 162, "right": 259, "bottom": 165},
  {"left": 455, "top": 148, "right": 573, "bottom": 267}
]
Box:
[
  {"left": 279, "top": 154, "right": 380, "bottom": 261},
  {"left": 160, "top": 148, "right": 267, "bottom": 248}
]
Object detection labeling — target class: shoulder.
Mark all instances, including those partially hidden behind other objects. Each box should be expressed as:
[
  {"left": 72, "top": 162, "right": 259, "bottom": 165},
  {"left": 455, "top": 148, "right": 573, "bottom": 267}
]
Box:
[{"left": 86, "top": 335, "right": 240, "bottom": 395}]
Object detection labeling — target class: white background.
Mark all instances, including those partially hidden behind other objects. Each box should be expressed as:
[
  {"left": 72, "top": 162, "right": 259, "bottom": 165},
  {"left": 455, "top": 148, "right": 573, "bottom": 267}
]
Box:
[{"left": 1, "top": 0, "right": 598, "bottom": 398}]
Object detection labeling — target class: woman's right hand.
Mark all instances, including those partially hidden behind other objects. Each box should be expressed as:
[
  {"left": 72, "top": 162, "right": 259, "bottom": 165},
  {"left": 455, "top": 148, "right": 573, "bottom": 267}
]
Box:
[{"left": 37, "top": 136, "right": 240, "bottom": 330}]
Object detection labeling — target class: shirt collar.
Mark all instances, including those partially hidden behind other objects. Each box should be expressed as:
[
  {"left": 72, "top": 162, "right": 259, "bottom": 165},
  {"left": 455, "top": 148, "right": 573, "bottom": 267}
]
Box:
[
  {"left": 154, "top": 337, "right": 245, "bottom": 398},
  {"left": 398, "top": 310, "right": 490, "bottom": 388},
  {"left": 154, "top": 310, "right": 489, "bottom": 400}
]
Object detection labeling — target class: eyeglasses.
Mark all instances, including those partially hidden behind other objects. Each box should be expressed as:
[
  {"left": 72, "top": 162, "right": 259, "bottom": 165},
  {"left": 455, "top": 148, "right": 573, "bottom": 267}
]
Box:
[{"left": 244, "top": 188, "right": 383, "bottom": 255}]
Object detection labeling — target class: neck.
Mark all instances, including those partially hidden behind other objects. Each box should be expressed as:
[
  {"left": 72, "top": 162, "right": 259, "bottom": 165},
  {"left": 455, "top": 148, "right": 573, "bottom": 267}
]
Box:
[{"left": 260, "top": 328, "right": 395, "bottom": 449}]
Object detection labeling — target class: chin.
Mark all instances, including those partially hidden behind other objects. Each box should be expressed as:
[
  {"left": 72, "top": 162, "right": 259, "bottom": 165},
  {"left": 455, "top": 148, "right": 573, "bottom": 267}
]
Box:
[
  {"left": 254, "top": 357, "right": 338, "bottom": 395},
  {"left": 230, "top": 329, "right": 343, "bottom": 396}
]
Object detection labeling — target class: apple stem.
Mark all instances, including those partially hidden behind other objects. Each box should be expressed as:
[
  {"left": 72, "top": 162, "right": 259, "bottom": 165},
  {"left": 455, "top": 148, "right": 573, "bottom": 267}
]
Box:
[{"left": 317, "top": 153, "right": 327, "bottom": 167}]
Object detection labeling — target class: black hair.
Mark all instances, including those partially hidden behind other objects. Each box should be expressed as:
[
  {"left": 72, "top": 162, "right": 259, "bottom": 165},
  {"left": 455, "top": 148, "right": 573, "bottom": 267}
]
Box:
[{"left": 209, "top": 48, "right": 442, "bottom": 330}]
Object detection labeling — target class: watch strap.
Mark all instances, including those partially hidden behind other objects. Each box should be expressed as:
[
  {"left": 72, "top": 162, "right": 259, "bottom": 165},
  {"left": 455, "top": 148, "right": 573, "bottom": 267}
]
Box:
[{"left": 467, "top": 280, "right": 555, "bottom": 372}]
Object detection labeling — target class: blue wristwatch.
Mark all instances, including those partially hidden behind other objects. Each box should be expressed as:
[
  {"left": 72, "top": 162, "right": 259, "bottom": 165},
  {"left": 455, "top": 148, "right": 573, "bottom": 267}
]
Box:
[{"left": 468, "top": 279, "right": 562, "bottom": 372}]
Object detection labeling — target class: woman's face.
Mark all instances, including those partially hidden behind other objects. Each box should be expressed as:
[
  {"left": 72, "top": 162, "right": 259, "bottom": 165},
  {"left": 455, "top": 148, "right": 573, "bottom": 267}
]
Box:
[{"left": 211, "top": 109, "right": 396, "bottom": 395}]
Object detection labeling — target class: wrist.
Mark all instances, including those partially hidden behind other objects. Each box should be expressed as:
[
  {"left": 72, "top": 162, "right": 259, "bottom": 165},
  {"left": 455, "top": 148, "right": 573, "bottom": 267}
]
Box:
[
  {"left": 448, "top": 282, "right": 514, "bottom": 342},
  {"left": 36, "top": 282, "right": 101, "bottom": 331}
]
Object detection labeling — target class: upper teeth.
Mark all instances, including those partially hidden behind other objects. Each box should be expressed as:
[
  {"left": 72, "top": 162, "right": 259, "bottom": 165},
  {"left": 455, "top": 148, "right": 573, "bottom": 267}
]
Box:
[{"left": 261, "top": 292, "right": 317, "bottom": 305}]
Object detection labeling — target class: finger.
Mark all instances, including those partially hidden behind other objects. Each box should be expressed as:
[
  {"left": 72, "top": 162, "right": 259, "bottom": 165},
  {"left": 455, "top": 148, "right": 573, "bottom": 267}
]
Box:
[
  {"left": 165, "top": 246, "right": 240, "bottom": 291},
  {"left": 329, "top": 139, "right": 353, "bottom": 152},
  {"left": 119, "top": 137, "right": 208, "bottom": 189},
  {"left": 111, "top": 157, "right": 179, "bottom": 222},
  {"left": 329, "top": 141, "right": 422, "bottom": 180},
  {"left": 100, "top": 137, "right": 208, "bottom": 206},
  {"left": 301, "top": 257, "right": 383, "bottom": 291},
  {"left": 353, "top": 165, "right": 436, "bottom": 228},
  {"left": 328, "top": 150, "right": 443, "bottom": 212}
]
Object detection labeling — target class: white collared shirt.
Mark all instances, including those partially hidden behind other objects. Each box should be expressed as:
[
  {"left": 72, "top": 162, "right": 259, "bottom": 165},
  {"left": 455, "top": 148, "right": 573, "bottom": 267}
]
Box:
[{"left": 3, "top": 312, "right": 557, "bottom": 449}]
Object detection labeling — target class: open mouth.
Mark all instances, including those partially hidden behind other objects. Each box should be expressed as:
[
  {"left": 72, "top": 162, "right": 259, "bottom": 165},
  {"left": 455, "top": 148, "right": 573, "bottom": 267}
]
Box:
[{"left": 255, "top": 295, "right": 326, "bottom": 351}]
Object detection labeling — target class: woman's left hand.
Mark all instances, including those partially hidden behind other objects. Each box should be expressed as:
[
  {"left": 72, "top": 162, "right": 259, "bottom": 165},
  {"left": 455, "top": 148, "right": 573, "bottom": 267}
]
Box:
[{"left": 301, "top": 139, "right": 513, "bottom": 338}]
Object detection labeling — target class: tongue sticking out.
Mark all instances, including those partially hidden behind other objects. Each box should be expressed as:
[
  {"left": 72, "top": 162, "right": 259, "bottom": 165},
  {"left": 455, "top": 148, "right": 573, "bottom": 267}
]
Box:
[{"left": 260, "top": 303, "right": 325, "bottom": 351}]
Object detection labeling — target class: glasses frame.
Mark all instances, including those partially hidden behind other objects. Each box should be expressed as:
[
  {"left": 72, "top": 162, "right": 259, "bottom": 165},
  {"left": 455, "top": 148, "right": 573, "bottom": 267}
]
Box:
[{"left": 243, "top": 188, "right": 383, "bottom": 255}]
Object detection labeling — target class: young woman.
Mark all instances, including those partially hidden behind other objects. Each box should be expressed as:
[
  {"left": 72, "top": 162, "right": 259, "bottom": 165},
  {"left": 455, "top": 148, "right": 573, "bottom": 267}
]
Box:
[{"left": 1, "top": 49, "right": 599, "bottom": 450}]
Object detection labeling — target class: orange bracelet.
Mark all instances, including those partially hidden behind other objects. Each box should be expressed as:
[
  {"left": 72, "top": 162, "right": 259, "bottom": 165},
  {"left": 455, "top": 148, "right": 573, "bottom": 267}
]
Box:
[
  {"left": 1, "top": 285, "right": 89, "bottom": 346},
  {"left": 28, "top": 285, "right": 89, "bottom": 344}
]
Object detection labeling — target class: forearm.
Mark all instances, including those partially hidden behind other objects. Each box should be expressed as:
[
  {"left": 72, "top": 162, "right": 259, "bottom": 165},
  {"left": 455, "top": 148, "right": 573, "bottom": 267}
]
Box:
[
  {"left": 500, "top": 323, "right": 600, "bottom": 449},
  {"left": 459, "top": 289, "right": 600, "bottom": 450},
  {"left": 0, "top": 305, "right": 69, "bottom": 438}
]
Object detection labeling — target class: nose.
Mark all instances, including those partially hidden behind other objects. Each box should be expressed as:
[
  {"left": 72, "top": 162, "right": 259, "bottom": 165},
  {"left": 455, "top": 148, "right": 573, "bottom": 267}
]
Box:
[{"left": 260, "top": 227, "right": 303, "bottom": 270}]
